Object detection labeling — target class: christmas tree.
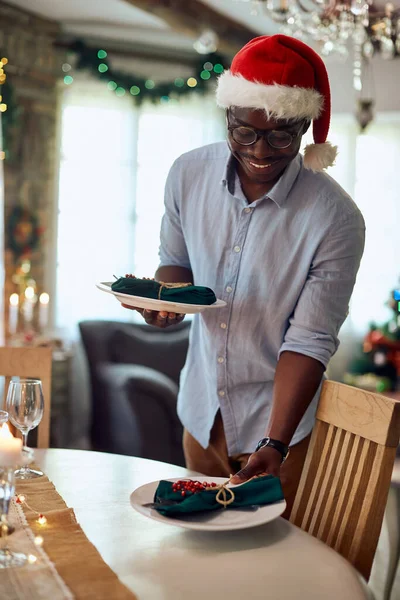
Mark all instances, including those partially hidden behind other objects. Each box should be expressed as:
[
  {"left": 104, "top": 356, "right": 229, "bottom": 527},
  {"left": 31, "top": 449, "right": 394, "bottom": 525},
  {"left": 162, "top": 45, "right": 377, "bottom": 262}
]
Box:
[{"left": 344, "top": 287, "right": 400, "bottom": 392}]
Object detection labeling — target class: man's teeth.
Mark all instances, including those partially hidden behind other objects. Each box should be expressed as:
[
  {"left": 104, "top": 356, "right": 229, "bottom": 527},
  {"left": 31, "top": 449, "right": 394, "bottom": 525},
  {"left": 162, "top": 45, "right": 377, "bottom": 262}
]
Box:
[{"left": 249, "top": 161, "right": 271, "bottom": 169}]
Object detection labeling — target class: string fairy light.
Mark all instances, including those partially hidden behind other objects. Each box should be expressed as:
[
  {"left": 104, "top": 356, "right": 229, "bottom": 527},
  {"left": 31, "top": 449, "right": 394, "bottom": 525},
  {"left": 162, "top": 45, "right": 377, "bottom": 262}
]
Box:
[
  {"left": 6, "top": 494, "right": 49, "bottom": 565},
  {"left": 37, "top": 514, "right": 47, "bottom": 525},
  {"left": 0, "top": 54, "right": 9, "bottom": 160},
  {"left": 16, "top": 494, "right": 48, "bottom": 525},
  {"left": 0, "top": 56, "right": 8, "bottom": 92}
]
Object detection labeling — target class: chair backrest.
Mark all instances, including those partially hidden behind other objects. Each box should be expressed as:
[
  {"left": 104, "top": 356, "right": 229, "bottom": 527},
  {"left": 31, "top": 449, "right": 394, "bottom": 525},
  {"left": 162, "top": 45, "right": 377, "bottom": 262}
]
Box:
[
  {"left": 290, "top": 380, "right": 400, "bottom": 580},
  {"left": 0, "top": 347, "right": 52, "bottom": 448},
  {"left": 79, "top": 319, "right": 190, "bottom": 386}
]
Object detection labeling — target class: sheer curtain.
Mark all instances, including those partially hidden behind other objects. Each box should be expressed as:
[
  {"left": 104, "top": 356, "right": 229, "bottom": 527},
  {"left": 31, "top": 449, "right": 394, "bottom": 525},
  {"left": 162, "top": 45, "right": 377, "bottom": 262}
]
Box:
[
  {"left": 133, "top": 97, "right": 225, "bottom": 277},
  {"left": 350, "top": 115, "right": 400, "bottom": 333},
  {"left": 303, "top": 114, "right": 400, "bottom": 378},
  {"left": 56, "top": 79, "right": 138, "bottom": 334}
]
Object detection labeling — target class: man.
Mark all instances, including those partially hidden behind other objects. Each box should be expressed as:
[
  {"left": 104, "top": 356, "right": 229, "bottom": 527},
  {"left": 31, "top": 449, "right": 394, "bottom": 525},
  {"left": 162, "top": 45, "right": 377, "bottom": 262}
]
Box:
[{"left": 127, "top": 35, "right": 365, "bottom": 518}]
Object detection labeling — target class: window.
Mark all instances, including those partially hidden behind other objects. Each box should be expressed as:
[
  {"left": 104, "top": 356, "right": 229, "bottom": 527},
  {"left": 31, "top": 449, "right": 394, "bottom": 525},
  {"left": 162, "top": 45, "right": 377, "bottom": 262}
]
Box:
[
  {"left": 350, "top": 115, "right": 400, "bottom": 333},
  {"left": 56, "top": 80, "right": 138, "bottom": 333},
  {"left": 303, "top": 114, "right": 399, "bottom": 335},
  {"left": 56, "top": 79, "right": 224, "bottom": 335}
]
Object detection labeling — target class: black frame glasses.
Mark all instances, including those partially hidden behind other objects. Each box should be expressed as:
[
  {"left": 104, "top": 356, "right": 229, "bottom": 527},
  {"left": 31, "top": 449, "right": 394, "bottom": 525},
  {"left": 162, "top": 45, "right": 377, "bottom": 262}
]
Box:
[{"left": 227, "top": 119, "right": 305, "bottom": 150}]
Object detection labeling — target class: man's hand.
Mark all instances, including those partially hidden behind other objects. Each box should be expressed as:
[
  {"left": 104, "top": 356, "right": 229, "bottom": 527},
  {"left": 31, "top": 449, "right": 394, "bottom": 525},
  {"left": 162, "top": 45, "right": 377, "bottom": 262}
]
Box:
[
  {"left": 230, "top": 446, "right": 282, "bottom": 484},
  {"left": 120, "top": 266, "right": 192, "bottom": 328},
  {"left": 122, "top": 304, "right": 185, "bottom": 329}
]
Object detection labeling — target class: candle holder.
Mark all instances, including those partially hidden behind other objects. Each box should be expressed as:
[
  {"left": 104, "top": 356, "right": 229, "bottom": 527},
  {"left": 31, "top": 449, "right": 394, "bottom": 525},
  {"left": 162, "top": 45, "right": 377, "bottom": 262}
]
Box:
[{"left": 0, "top": 466, "right": 27, "bottom": 567}]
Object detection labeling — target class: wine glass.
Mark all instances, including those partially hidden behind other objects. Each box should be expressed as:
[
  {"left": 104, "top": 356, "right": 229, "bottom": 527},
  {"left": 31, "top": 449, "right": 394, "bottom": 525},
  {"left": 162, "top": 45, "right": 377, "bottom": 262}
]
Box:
[{"left": 6, "top": 379, "right": 44, "bottom": 479}]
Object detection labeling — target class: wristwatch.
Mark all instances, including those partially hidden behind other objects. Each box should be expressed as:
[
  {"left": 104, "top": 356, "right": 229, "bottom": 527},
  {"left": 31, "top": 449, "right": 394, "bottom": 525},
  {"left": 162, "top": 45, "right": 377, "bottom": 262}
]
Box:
[{"left": 255, "top": 437, "right": 290, "bottom": 463}]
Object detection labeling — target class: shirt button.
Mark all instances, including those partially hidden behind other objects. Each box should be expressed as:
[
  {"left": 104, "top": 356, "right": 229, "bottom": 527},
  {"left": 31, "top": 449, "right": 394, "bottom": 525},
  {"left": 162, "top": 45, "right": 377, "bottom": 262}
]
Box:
[
  {"left": 234, "top": 246, "right": 241, "bottom": 253},
  {"left": 226, "top": 286, "right": 233, "bottom": 293},
  {"left": 244, "top": 207, "right": 252, "bottom": 213},
  {"left": 218, "top": 390, "right": 225, "bottom": 397},
  {"left": 220, "top": 322, "right": 227, "bottom": 329},
  {"left": 217, "top": 356, "right": 224, "bottom": 364}
]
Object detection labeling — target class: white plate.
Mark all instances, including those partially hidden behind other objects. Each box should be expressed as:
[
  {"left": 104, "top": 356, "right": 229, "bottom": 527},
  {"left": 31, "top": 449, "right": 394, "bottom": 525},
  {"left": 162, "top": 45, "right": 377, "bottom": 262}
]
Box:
[
  {"left": 96, "top": 282, "right": 226, "bottom": 314},
  {"left": 130, "top": 477, "right": 286, "bottom": 532}
]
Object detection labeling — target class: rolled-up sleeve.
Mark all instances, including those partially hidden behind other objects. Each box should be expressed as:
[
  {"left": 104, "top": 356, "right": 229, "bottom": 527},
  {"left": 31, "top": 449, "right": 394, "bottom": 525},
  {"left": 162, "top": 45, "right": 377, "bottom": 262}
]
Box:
[
  {"left": 158, "top": 161, "right": 191, "bottom": 270},
  {"left": 279, "top": 212, "right": 365, "bottom": 368}
]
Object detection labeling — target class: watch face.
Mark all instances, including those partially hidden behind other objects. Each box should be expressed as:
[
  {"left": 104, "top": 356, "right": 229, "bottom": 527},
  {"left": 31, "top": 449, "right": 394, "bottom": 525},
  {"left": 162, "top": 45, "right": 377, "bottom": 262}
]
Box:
[
  {"left": 256, "top": 438, "right": 268, "bottom": 452},
  {"left": 256, "top": 438, "right": 269, "bottom": 452},
  {"left": 256, "top": 438, "right": 287, "bottom": 461}
]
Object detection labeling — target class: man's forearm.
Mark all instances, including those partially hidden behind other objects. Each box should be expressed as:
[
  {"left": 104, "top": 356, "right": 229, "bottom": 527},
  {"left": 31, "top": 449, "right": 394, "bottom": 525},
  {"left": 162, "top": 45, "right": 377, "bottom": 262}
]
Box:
[
  {"left": 155, "top": 265, "right": 193, "bottom": 283},
  {"left": 266, "top": 351, "right": 325, "bottom": 445}
]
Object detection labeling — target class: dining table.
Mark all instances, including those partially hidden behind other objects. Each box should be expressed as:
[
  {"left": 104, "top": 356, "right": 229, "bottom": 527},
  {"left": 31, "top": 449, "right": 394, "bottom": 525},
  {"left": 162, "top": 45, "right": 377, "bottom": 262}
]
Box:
[{"left": 34, "top": 448, "right": 371, "bottom": 600}]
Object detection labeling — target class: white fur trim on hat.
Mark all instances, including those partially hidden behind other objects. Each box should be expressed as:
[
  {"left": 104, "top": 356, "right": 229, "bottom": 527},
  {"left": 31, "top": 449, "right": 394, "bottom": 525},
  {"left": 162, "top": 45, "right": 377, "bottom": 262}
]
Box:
[
  {"left": 216, "top": 71, "right": 323, "bottom": 121},
  {"left": 303, "top": 142, "right": 338, "bottom": 172}
]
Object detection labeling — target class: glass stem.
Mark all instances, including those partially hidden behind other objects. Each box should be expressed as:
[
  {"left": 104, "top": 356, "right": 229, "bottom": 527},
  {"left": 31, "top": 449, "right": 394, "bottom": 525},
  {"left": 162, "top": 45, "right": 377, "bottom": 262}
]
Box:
[{"left": 21, "top": 432, "right": 29, "bottom": 474}]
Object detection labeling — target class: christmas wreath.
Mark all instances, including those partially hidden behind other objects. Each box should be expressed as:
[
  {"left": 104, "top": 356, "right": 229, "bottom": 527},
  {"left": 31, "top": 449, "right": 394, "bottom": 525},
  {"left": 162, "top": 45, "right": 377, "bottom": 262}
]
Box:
[{"left": 7, "top": 206, "right": 44, "bottom": 260}]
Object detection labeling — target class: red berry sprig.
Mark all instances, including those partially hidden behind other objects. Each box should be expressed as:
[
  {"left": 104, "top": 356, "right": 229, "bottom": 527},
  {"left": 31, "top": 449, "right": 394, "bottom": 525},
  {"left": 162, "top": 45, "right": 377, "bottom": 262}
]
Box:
[{"left": 172, "top": 479, "right": 217, "bottom": 498}]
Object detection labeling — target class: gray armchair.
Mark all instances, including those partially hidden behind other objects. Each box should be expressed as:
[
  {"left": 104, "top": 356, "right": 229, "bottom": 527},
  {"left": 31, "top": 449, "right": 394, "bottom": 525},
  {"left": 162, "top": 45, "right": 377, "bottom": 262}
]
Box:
[{"left": 79, "top": 319, "right": 190, "bottom": 466}]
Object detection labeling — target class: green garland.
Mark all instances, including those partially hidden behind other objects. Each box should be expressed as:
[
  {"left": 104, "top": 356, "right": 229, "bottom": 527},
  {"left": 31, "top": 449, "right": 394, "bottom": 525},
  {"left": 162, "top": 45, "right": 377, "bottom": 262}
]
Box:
[
  {"left": 0, "top": 41, "right": 227, "bottom": 158},
  {"left": 6, "top": 205, "right": 44, "bottom": 261},
  {"left": 64, "top": 40, "right": 228, "bottom": 104}
]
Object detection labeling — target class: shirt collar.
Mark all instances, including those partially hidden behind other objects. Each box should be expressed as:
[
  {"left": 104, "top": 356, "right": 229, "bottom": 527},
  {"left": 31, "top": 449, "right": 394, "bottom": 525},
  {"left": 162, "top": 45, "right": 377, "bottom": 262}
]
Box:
[
  {"left": 220, "top": 150, "right": 236, "bottom": 195},
  {"left": 267, "top": 154, "right": 302, "bottom": 208},
  {"left": 221, "top": 151, "right": 303, "bottom": 208}
]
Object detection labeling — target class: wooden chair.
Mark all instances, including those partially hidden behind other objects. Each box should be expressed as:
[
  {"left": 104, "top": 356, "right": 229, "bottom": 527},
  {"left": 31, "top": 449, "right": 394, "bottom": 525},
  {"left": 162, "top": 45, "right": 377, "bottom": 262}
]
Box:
[
  {"left": 290, "top": 380, "right": 400, "bottom": 581},
  {"left": 0, "top": 347, "right": 52, "bottom": 448}
]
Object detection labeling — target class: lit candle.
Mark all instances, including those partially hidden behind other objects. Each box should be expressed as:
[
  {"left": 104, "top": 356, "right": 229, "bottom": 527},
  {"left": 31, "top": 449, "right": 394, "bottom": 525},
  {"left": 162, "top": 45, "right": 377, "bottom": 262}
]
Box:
[
  {"left": 0, "top": 423, "right": 22, "bottom": 467},
  {"left": 23, "top": 286, "right": 35, "bottom": 324},
  {"left": 39, "top": 293, "right": 49, "bottom": 332},
  {"left": 9, "top": 293, "right": 19, "bottom": 335}
]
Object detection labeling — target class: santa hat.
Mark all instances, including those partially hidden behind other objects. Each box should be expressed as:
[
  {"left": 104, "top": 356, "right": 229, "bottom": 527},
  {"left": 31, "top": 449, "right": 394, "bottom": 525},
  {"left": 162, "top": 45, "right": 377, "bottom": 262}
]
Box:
[{"left": 216, "top": 35, "right": 337, "bottom": 172}]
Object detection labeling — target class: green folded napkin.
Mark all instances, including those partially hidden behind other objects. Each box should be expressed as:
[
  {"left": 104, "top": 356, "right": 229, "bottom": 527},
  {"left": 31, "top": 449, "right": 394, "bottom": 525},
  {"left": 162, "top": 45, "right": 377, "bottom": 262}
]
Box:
[
  {"left": 151, "top": 475, "right": 284, "bottom": 516},
  {"left": 111, "top": 277, "right": 216, "bottom": 305}
]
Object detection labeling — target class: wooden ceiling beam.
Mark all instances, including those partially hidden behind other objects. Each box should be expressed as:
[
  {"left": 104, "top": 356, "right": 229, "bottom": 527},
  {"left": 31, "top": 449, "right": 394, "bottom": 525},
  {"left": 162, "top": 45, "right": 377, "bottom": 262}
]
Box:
[{"left": 121, "top": 0, "right": 257, "bottom": 56}]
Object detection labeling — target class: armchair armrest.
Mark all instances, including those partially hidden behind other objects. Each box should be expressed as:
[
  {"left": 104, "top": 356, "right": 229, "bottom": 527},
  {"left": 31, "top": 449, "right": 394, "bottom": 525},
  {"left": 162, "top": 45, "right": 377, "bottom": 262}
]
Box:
[{"left": 92, "top": 363, "right": 184, "bottom": 466}]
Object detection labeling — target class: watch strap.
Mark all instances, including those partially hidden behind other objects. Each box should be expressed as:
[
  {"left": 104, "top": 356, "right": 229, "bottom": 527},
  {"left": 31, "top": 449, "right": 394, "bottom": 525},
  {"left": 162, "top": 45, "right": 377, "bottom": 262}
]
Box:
[{"left": 255, "top": 437, "right": 289, "bottom": 462}]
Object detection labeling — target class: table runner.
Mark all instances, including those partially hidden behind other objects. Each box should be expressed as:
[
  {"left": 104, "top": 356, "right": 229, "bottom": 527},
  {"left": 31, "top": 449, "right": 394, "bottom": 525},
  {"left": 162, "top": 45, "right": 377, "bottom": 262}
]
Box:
[{"left": 0, "top": 474, "right": 137, "bottom": 600}]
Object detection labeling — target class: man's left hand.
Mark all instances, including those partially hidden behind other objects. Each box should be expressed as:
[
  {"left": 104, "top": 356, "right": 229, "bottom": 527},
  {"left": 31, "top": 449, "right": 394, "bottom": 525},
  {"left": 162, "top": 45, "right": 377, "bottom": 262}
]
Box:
[{"left": 230, "top": 446, "right": 283, "bottom": 484}]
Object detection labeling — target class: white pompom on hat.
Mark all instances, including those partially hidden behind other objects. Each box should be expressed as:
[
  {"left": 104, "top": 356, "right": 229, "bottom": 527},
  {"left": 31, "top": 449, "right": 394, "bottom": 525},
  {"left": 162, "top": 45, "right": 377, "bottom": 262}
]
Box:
[{"left": 216, "top": 34, "right": 337, "bottom": 172}]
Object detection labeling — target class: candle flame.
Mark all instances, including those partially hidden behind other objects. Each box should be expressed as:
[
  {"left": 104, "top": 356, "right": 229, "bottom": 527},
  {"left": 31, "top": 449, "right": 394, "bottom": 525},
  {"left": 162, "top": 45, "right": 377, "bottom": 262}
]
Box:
[
  {"left": 10, "top": 293, "right": 19, "bottom": 307},
  {"left": 0, "top": 423, "right": 12, "bottom": 439},
  {"left": 25, "top": 286, "right": 35, "bottom": 300},
  {"left": 39, "top": 292, "right": 50, "bottom": 305}
]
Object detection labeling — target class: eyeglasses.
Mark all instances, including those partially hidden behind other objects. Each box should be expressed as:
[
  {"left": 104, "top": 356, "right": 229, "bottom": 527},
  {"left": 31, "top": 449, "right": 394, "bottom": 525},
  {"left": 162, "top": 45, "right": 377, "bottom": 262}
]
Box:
[{"left": 227, "top": 121, "right": 305, "bottom": 149}]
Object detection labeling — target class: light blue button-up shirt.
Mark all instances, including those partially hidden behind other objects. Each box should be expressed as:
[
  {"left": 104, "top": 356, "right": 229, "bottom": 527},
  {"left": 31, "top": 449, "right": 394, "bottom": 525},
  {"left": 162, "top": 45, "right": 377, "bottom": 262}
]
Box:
[{"left": 159, "top": 142, "right": 365, "bottom": 455}]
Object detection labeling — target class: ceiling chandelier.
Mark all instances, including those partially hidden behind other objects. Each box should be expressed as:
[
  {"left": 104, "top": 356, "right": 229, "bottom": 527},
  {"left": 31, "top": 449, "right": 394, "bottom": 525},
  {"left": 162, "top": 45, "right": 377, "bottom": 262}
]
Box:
[{"left": 240, "top": 0, "right": 400, "bottom": 91}]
